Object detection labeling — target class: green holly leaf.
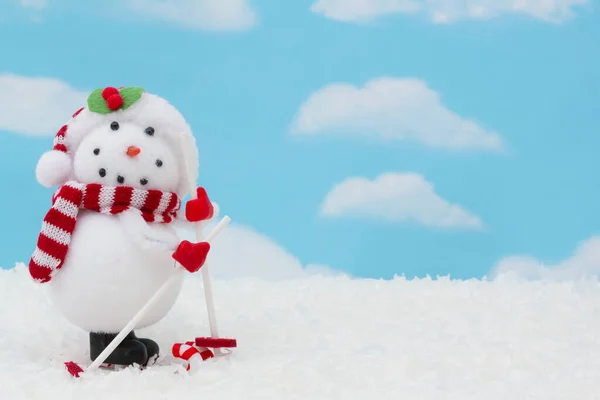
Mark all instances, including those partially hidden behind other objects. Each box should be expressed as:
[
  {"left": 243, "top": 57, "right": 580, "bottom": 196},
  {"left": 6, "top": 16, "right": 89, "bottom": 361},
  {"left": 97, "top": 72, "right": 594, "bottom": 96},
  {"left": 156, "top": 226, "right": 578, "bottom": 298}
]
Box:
[
  {"left": 86, "top": 87, "right": 145, "bottom": 115},
  {"left": 87, "top": 88, "right": 111, "bottom": 114},
  {"left": 120, "top": 87, "right": 144, "bottom": 110}
]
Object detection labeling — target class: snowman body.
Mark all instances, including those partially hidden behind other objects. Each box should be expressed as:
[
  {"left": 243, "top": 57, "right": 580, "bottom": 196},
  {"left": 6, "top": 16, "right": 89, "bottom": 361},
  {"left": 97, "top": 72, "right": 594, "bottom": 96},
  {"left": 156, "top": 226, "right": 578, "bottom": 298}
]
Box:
[
  {"left": 37, "top": 91, "right": 198, "bottom": 334},
  {"left": 48, "top": 211, "right": 183, "bottom": 333}
]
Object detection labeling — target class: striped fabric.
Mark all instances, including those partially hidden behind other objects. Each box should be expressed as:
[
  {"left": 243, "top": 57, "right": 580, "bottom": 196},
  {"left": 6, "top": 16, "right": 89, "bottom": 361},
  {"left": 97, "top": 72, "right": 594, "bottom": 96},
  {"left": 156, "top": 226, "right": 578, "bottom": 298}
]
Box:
[
  {"left": 172, "top": 341, "right": 214, "bottom": 371},
  {"left": 51, "top": 107, "right": 83, "bottom": 153},
  {"left": 53, "top": 124, "right": 68, "bottom": 153},
  {"left": 29, "top": 181, "right": 181, "bottom": 283}
]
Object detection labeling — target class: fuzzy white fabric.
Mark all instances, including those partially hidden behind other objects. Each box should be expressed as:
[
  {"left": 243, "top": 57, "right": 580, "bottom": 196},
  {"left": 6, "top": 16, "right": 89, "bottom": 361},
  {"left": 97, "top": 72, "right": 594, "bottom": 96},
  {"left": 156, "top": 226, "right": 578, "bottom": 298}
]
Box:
[
  {"left": 35, "top": 150, "right": 72, "bottom": 188},
  {"left": 36, "top": 91, "right": 199, "bottom": 198}
]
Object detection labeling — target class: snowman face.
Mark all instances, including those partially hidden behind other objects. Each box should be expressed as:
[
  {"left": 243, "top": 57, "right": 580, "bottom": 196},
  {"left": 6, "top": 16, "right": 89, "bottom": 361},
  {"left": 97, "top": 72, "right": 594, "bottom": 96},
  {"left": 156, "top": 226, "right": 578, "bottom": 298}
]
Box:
[{"left": 72, "top": 119, "right": 180, "bottom": 193}]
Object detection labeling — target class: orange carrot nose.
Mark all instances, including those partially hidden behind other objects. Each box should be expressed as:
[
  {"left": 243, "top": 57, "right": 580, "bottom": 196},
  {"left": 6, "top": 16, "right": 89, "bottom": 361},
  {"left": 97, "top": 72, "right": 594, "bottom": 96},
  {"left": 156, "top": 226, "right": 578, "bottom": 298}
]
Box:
[{"left": 126, "top": 146, "right": 141, "bottom": 157}]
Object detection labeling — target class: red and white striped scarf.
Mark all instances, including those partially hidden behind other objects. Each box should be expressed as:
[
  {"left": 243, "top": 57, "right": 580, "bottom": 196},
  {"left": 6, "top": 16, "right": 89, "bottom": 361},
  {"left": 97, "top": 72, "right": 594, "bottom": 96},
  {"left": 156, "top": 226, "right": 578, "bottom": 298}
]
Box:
[{"left": 29, "top": 181, "right": 181, "bottom": 283}]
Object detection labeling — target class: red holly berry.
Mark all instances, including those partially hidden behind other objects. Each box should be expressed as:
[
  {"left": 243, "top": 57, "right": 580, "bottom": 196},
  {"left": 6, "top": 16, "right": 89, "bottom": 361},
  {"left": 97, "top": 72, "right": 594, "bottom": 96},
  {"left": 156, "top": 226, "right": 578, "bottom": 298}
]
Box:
[
  {"left": 106, "top": 94, "right": 124, "bottom": 110},
  {"left": 101, "top": 87, "right": 119, "bottom": 100}
]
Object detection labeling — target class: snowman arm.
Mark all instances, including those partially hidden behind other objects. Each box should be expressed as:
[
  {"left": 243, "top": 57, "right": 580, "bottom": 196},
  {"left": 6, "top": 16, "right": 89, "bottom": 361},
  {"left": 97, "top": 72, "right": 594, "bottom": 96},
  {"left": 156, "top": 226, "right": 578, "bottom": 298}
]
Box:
[{"left": 119, "top": 209, "right": 179, "bottom": 252}]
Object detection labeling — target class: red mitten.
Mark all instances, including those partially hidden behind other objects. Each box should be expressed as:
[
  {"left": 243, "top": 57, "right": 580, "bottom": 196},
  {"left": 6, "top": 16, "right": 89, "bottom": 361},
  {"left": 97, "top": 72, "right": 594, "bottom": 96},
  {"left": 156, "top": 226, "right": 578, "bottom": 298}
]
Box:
[
  {"left": 185, "top": 187, "right": 214, "bottom": 222},
  {"left": 172, "top": 240, "right": 210, "bottom": 273}
]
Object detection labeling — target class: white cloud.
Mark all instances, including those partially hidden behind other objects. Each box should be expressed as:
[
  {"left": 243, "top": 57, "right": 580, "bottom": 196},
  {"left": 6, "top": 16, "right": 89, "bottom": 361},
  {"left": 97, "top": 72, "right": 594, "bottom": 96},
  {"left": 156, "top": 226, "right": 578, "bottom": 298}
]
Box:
[
  {"left": 489, "top": 236, "right": 600, "bottom": 281},
  {"left": 310, "top": 0, "right": 589, "bottom": 24},
  {"left": 17, "top": 0, "right": 47, "bottom": 10},
  {"left": 177, "top": 222, "right": 344, "bottom": 281},
  {"left": 291, "top": 77, "right": 502, "bottom": 151},
  {"left": 0, "top": 73, "right": 88, "bottom": 136},
  {"left": 320, "top": 172, "right": 484, "bottom": 230},
  {"left": 126, "top": 0, "right": 257, "bottom": 31},
  {"left": 11, "top": 0, "right": 257, "bottom": 30}
]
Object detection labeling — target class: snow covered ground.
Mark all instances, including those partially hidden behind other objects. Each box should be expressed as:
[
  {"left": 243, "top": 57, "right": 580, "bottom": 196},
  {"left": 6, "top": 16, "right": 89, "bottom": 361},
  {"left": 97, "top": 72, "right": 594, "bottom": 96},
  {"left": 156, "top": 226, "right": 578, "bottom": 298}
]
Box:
[{"left": 2, "top": 264, "right": 600, "bottom": 399}]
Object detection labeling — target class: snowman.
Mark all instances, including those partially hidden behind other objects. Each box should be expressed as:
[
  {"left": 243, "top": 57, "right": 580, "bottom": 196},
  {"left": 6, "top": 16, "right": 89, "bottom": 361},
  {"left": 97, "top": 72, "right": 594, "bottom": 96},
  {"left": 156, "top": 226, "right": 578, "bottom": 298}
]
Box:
[{"left": 29, "top": 86, "right": 215, "bottom": 367}]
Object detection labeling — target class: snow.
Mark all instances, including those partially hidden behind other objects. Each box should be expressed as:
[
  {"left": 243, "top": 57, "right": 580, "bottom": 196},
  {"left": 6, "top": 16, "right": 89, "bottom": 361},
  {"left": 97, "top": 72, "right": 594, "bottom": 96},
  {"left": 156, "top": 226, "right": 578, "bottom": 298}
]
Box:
[{"left": 2, "top": 264, "right": 600, "bottom": 399}]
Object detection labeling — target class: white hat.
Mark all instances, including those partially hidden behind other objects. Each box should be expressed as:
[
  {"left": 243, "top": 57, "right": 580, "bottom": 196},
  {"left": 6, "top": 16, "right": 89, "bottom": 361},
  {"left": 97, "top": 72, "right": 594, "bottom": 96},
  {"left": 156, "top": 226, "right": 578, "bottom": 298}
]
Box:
[{"left": 35, "top": 87, "right": 199, "bottom": 197}]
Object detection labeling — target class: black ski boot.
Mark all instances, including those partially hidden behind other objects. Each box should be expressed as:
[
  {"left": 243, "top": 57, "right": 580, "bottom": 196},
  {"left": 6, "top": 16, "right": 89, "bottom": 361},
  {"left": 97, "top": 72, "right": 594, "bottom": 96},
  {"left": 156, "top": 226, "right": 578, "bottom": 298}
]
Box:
[
  {"left": 89, "top": 331, "right": 148, "bottom": 367},
  {"left": 128, "top": 332, "right": 160, "bottom": 365}
]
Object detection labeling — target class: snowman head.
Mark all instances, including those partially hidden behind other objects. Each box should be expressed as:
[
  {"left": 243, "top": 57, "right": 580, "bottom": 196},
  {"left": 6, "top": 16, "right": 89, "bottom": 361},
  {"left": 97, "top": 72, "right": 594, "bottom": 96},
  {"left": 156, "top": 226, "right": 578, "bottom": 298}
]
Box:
[{"left": 35, "top": 87, "right": 199, "bottom": 197}]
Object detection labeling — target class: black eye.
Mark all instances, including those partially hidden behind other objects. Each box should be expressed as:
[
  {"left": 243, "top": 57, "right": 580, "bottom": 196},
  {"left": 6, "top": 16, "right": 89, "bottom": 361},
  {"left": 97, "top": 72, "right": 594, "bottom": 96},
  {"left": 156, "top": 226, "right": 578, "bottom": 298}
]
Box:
[
  {"left": 140, "top": 178, "right": 148, "bottom": 186},
  {"left": 93, "top": 148, "right": 100, "bottom": 155},
  {"left": 155, "top": 159, "right": 163, "bottom": 168},
  {"left": 110, "top": 121, "right": 119, "bottom": 131},
  {"left": 145, "top": 127, "right": 155, "bottom": 136},
  {"left": 117, "top": 175, "right": 125, "bottom": 184},
  {"left": 99, "top": 168, "right": 106, "bottom": 177}
]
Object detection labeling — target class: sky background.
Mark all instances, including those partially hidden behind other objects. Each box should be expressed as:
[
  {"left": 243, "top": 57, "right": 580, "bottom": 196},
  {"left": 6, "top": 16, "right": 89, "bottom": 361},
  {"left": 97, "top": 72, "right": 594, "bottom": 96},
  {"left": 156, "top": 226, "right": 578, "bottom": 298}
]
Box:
[{"left": 0, "top": 0, "right": 599, "bottom": 281}]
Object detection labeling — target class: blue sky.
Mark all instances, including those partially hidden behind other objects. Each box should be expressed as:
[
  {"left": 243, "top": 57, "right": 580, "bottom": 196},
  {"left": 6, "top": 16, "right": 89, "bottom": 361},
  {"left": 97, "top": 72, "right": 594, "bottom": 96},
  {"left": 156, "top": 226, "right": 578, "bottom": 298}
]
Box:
[{"left": 0, "top": 0, "right": 599, "bottom": 280}]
